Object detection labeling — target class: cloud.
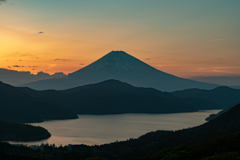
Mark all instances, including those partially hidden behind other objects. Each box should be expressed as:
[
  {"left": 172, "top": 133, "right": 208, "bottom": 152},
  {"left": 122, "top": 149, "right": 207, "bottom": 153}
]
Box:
[
  {"left": 5, "top": 53, "right": 39, "bottom": 59},
  {"left": 0, "top": 0, "right": 6, "bottom": 5},
  {"left": 214, "top": 66, "right": 240, "bottom": 69},
  {"left": 210, "top": 39, "right": 226, "bottom": 42},
  {"left": 38, "top": 31, "right": 44, "bottom": 34},
  {"left": 7, "top": 66, "right": 11, "bottom": 68},
  {"left": 20, "top": 54, "right": 39, "bottom": 59},
  {"left": 49, "top": 64, "right": 56, "bottom": 67},
  {"left": 13, "top": 65, "right": 22, "bottom": 67},
  {"left": 145, "top": 58, "right": 151, "bottom": 60},
  {"left": 80, "top": 63, "right": 85, "bottom": 65},
  {"left": 213, "top": 69, "right": 228, "bottom": 73},
  {"left": 54, "top": 58, "right": 71, "bottom": 61}
]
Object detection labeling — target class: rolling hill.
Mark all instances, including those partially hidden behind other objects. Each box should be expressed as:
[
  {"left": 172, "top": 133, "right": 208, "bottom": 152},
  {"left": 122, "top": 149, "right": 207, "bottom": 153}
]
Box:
[
  {"left": 18, "top": 80, "right": 222, "bottom": 115},
  {"left": 0, "top": 81, "right": 78, "bottom": 123},
  {"left": 172, "top": 86, "right": 240, "bottom": 108},
  {"left": 0, "top": 121, "right": 51, "bottom": 142}
]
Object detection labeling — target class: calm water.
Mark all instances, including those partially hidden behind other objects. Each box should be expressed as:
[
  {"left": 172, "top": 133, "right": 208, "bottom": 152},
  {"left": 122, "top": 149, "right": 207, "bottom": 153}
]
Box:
[{"left": 9, "top": 110, "right": 220, "bottom": 146}]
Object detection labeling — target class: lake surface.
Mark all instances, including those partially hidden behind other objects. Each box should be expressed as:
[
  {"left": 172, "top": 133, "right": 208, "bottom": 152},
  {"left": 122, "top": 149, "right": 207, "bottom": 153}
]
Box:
[{"left": 10, "top": 110, "right": 220, "bottom": 146}]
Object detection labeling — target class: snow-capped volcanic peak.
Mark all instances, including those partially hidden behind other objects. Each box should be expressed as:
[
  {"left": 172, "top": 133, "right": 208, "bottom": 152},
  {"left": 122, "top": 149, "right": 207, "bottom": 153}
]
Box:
[
  {"left": 21, "top": 50, "right": 218, "bottom": 91},
  {"left": 81, "top": 50, "right": 154, "bottom": 71}
]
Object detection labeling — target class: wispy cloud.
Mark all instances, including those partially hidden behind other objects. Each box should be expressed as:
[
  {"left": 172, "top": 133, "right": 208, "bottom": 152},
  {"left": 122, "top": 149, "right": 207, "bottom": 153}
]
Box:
[
  {"left": 13, "top": 65, "right": 24, "bottom": 67},
  {"left": 210, "top": 39, "right": 226, "bottom": 42},
  {"left": 20, "top": 54, "right": 39, "bottom": 59},
  {"left": 54, "top": 58, "right": 71, "bottom": 61},
  {"left": 38, "top": 31, "right": 44, "bottom": 34},
  {"left": 213, "top": 69, "right": 228, "bottom": 73},
  {"left": 214, "top": 66, "right": 240, "bottom": 69},
  {"left": 145, "top": 58, "right": 151, "bottom": 60},
  {"left": 0, "top": 0, "right": 6, "bottom": 5},
  {"left": 27, "top": 66, "right": 38, "bottom": 68},
  {"left": 5, "top": 53, "right": 39, "bottom": 59}
]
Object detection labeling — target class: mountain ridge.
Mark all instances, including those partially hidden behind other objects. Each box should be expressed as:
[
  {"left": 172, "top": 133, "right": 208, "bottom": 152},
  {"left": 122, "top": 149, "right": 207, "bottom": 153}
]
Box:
[
  {"left": 0, "top": 81, "right": 78, "bottom": 123},
  {"left": 18, "top": 79, "right": 223, "bottom": 115}
]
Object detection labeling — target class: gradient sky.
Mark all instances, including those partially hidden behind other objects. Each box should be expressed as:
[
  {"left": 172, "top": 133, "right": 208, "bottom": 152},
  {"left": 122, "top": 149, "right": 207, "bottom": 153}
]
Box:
[{"left": 0, "top": 0, "right": 240, "bottom": 78}]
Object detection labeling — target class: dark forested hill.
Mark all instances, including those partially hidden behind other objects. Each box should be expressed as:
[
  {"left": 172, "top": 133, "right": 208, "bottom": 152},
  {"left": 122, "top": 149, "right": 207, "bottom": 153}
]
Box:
[
  {"left": 18, "top": 80, "right": 222, "bottom": 115},
  {"left": 172, "top": 86, "right": 240, "bottom": 108},
  {"left": 0, "top": 121, "right": 50, "bottom": 141},
  {"left": 1, "top": 79, "right": 224, "bottom": 123},
  {"left": 0, "top": 81, "right": 78, "bottom": 123}
]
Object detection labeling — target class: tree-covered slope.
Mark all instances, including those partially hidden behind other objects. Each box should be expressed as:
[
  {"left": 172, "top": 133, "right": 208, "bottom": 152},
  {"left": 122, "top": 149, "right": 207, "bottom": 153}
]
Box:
[
  {"left": 18, "top": 80, "right": 222, "bottom": 115},
  {"left": 0, "top": 81, "right": 78, "bottom": 123},
  {"left": 172, "top": 86, "right": 240, "bottom": 108},
  {"left": 0, "top": 121, "right": 51, "bottom": 141}
]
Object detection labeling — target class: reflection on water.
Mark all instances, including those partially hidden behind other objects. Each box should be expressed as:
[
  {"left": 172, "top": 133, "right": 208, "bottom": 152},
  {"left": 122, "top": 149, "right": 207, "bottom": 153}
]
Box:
[{"left": 9, "top": 110, "right": 220, "bottom": 146}]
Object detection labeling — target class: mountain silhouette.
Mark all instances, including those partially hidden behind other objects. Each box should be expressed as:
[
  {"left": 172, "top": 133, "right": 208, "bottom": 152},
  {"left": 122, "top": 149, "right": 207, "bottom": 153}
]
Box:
[
  {"left": 172, "top": 86, "right": 240, "bottom": 108},
  {"left": 0, "top": 81, "right": 78, "bottom": 123},
  {"left": 0, "top": 68, "right": 66, "bottom": 86},
  {"left": 21, "top": 51, "right": 218, "bottom": 91},
  {"left": 0, "top": 121, "right": 51, "bottom": 141},
  {"left": 18, "top": 79, "right": 222, "bottom": 115}
]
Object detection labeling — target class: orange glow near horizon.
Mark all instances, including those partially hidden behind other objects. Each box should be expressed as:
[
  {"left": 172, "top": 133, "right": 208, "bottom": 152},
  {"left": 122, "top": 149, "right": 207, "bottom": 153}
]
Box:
[
  {"left": 1, "top": 1, "right": 240, "bottom": 78},
  {"left": 1, "top": 27, "right": 240, "bottom": 78}
]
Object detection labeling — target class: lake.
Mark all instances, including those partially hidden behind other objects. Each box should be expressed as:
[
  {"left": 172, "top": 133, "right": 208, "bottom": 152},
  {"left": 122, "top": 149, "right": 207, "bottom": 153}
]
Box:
[{"left": 9, "top": 110, "right": 220, "bottom": 146}]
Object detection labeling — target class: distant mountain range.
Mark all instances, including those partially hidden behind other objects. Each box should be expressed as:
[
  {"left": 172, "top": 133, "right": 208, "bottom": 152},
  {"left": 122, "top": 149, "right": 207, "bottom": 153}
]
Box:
[
  {"left": 190, "top": 75, "right": 240, "bottom": 87},
  {"left": 0, "top": 68, "right": 66, "bottom": 86},
  {"left": 20, "top": 51, "right": 218, "bottom": 91}
]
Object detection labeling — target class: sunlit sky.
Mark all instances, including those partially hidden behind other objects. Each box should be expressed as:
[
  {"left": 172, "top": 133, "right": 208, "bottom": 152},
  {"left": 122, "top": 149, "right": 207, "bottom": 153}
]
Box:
[{"left": 0, "top": 0, "right": 240, "bottom": 77}]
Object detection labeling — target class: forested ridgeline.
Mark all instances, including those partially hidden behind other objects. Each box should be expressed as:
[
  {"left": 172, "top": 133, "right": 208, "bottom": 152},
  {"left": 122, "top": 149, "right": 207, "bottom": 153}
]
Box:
[
  {"left": 1, "top": 132, "right": 240, "bottom": 160},
  {"left": 0, "top": 121, "right": 51, "bottom": 141}
]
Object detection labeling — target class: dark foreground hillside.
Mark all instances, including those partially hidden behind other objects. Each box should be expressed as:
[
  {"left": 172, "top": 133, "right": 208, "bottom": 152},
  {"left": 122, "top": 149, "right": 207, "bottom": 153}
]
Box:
[
  {"left": 1, "top": 103, "right": 240, "bottom": 160},
  {"left": 0, "top": 121, "right": 51, "bottom": 141},
  {"left": 64, "top": 103, "right": 240, "bottom": 159}
]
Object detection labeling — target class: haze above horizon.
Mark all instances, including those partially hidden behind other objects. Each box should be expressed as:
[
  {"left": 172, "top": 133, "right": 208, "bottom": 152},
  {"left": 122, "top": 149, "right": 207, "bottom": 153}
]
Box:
[{"left": 0, "top": 0, "right": 240, "bottom": 78}]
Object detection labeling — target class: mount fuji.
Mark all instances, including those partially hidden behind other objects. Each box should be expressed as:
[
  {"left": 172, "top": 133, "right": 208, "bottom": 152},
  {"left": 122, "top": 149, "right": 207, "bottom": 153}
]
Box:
[{"left": 21, "top": 51, "right": 218, "bottom": 91}]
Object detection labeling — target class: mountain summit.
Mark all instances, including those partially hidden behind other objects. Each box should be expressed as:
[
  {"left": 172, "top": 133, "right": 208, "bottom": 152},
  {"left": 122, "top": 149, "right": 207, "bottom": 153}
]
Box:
[
  {"left": 21, "top": 51, "right": 218, "bottom": 91},
  {"left": 70, "top": 51, "right": 154, "bottom": 74},
  {"left": 69, "top": 51, "right": 164, "bottom": 78}
]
